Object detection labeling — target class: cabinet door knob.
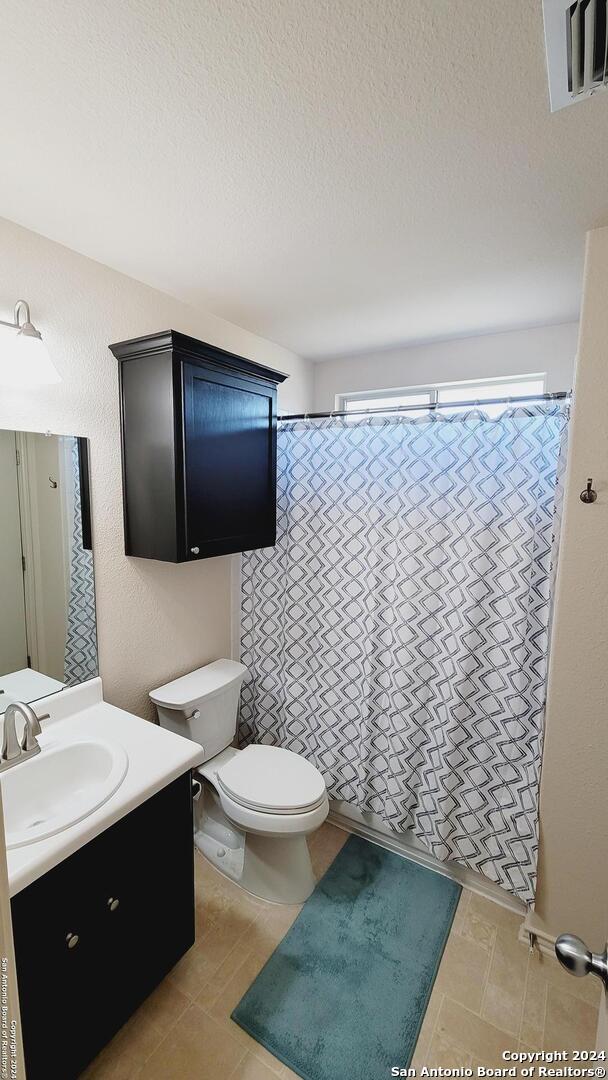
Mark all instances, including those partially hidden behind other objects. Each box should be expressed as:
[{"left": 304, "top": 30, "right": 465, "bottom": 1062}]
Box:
[
  {"left": 65, "top": 932, "right": 79, "bottom": 949},
  {"left": 190, "top": 546, "right": 200, "bottom": 555},
  {"left": 107, "top": 897, "right": 120, "bottom": 912}
]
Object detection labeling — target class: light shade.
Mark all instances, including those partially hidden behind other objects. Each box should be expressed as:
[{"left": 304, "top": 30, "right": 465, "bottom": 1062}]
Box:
[{"left": 0, "top": 323, "right": 61, "bottom": 387}]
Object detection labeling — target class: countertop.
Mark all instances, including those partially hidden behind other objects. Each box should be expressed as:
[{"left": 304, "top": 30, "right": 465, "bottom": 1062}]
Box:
[{"left": 4, "top": 677, "right": 204, "bottom": 896}]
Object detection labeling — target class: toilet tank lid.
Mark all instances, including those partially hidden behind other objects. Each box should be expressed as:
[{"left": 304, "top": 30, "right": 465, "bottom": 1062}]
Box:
[{"left": 149, "top": 659, "right": 247, "bottom": 709}]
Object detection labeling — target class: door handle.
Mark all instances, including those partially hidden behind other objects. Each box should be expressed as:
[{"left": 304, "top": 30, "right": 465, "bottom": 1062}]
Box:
[{"left": 555, "top": 934, "right": 608, "bottom": 988}]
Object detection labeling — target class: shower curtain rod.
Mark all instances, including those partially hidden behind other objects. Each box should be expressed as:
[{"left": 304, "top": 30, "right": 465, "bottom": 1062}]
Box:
[{"left": 279, "top": 391, "right": 570, "bottom": 422}]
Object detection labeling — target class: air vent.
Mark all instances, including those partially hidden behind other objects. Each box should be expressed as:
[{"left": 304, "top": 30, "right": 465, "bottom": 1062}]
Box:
[{"left": 543, "top": 0, "right": 608, "bottom": 110}]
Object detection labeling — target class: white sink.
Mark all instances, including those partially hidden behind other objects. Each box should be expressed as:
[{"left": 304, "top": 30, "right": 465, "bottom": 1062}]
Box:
[{"left": 1, "top": 738, "right": 129, "bottom": 849}]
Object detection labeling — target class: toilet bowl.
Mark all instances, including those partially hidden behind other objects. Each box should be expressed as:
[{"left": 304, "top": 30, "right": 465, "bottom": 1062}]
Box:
[{"left": 150, "top": 660, "right": 329, "bottom": 904}]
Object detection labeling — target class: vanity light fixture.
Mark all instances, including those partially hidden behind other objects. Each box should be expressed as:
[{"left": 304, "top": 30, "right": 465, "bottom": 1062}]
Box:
[{"left": 0, "top": 299, "right": 61, "bottom": 386}]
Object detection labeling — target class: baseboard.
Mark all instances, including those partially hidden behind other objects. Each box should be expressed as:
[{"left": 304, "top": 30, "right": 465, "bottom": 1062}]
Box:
[
  {"left": 327, "top": 804, "right": 526, "bottom": 917},
  {"left": 519, "top": 913, "right": 558, "bottom": 958}
]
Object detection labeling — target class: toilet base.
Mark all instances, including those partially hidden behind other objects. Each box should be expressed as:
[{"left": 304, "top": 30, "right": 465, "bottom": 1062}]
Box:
[
  {"left": 194, "top": 783, "right": 317, "bottom": 904},
  {"left": 195, "top": 827, "right": 245, "bottom": 885}
]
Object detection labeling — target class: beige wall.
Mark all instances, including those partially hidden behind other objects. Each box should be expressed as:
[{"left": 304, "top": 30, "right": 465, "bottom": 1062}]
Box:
[
  {"left": 312, "top": 322, "right": 578, "bottom": 411},
  {"left": 533, "top": 227, "right": 608, "bottom": 951},
  {"left": 0, "top": 218, "right": 313, "bottom": 719}
]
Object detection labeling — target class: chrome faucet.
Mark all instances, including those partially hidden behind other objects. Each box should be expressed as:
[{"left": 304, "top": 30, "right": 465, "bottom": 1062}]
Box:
[{"left": 0, "top": 702, "right": 49, "bottom": 772}]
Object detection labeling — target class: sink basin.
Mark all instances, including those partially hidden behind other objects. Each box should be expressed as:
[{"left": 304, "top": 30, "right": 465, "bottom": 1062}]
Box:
[{"left": 1, "top": 738, "right": 129, "bottom": 848}]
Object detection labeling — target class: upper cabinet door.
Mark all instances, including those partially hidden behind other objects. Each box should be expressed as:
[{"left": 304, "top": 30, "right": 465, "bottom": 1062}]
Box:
[
  {"left": 111, "top": 330, "right": 287, "bottom": 562},
  {"left": 183, "top": 362, "right": 277, "bottom": 559}
]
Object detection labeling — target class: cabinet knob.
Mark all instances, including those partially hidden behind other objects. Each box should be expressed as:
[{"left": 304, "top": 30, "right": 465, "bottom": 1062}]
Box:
[
  {"left": 190, "top": 546, "right": 200, "bottom": 555},
  {"left": 66, "top": 932, "right": 79, "bottom": 949},
  {"left": 107, "top": 897, "right": 120, "bottom": 912}
]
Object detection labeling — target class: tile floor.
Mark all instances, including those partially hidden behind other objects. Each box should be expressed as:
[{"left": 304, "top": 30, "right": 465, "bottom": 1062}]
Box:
[{"left": 83, "top": 823, "right": 600, "bottom": 1079}]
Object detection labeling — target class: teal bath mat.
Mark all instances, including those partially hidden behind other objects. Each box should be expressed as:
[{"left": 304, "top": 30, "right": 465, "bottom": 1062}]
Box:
[{"left": 232, "top": 834, "right": 460, "bottom": 1080}]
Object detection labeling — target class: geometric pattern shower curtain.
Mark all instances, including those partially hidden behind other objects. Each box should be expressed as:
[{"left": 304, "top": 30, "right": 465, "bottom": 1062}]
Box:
[
  {"left": 64, "top": 437, "right": 98, "bottom": 686},
  {"left": 240, "top": 403, "right": 569, "bottom": 905}
]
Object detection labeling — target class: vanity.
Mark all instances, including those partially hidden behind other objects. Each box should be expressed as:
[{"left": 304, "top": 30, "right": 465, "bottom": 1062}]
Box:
[
  {"left": 0, "top": 425, "right": 204, "bottom": 1078},
  {"left": 12, "top": 778, "right": 192, "bottom": 1079},
  {"left": 6, "top": 680, "right": 203, "bottom": 1079}
]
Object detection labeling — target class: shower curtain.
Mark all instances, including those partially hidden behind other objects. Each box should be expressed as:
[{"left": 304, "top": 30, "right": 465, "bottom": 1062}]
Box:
[
  {"left": 240, "top": 402, "right": 569, "bottom": 904},
  {"left": 64, "top": 437, "right": 97, "bottom": 686}
]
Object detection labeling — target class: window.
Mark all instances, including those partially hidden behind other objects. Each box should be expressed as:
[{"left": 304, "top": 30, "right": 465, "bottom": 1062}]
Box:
[
  {"left": 340, "top": 374, "right": 547, "bottom": 419},
  {"left": 343, "top": 391, "right": 433, "bottom": 412}
]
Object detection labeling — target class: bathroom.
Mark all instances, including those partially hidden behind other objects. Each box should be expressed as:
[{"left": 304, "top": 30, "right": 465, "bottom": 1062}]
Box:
[{"left": 0, "top": 3, "right": 607, "bottom": 1078}]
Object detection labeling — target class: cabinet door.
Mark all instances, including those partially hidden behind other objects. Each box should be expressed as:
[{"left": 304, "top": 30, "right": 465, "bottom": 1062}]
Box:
[
  {"left": 92, "top": 768, "right": 195, "bottom": 1002},
  {"left": 183, "top": 362, "right": 277, "bottom": 559},
  {"left": 11, "top": 835, "right": 107, "bottom": 1078}
]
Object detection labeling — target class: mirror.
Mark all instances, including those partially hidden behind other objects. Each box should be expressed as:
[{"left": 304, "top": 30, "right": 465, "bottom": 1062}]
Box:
[{"left": 0, "top": 428, "right": 97, "bottom": 714}]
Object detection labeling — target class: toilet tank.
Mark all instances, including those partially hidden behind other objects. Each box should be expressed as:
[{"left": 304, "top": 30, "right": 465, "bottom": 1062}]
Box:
[{"left": 150, "top": 659, "right": 247, "bottom": 760}]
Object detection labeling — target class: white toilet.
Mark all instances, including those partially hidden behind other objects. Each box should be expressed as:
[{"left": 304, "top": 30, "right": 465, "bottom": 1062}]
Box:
[{"left": 150, "top": 659, "right": 329, "bottom": 904}]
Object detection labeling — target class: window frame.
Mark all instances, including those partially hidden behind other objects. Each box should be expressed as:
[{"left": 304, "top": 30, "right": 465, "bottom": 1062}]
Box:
[{"left": 336, "top": 372, "right": 548, "bottom": 414}]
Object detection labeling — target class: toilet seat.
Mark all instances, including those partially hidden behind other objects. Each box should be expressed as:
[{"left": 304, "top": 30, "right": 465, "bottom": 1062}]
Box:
[{"left": 215, "top": 744, "right": 326, "bottom": 815}]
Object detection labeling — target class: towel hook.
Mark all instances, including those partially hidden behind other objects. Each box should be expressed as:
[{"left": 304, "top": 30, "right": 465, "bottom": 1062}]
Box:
[{"left": 580, "top": 478, "right": 597, "bottom": 504}]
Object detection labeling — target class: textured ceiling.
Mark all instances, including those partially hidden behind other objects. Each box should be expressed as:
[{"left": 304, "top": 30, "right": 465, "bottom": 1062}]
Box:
[{"left": 2, "top": 1, "right": 608, "bottom": 359}]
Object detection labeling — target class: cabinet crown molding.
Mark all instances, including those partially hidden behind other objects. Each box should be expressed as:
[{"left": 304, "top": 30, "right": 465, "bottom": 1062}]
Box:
[{"left": 109, "top": 329, "right": 289, "bottom": 387}]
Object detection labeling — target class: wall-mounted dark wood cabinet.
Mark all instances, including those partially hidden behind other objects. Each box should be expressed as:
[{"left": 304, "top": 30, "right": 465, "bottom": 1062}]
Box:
[{"left": 110, "top": 330, "right": 288, "bottom": 561}]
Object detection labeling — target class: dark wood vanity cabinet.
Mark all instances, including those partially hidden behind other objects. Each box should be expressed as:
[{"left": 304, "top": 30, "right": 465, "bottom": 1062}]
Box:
[
  {"left": 11, "top": 773, "right": 194, "bottom": 1080},
  {"left": 111, "top": 330, "right": 288, "bottom": 561}
]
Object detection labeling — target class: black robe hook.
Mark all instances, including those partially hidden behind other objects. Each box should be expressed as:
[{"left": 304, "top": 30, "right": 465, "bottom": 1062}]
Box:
[{"left": 580, "top": 478, "right": 597, "bottom": 504}]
